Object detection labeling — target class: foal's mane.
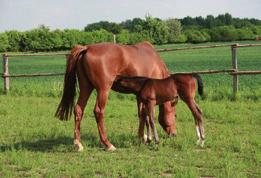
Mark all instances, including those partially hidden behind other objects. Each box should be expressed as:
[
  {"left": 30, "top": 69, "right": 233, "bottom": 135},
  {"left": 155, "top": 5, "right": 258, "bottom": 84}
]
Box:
[
  {"left": 115, "top": 75, "right": 149, "bottom": 81},
  {"left": 114, "top": 75, "right": 150, "bottom": 95}
]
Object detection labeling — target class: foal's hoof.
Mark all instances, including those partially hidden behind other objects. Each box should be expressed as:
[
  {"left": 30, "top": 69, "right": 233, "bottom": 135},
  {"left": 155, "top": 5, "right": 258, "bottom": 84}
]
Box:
[
  {"left": 143, "top": 134, "right": 148, "bottom": 142},
  {"left": 74, "top": 140, "right": 84, "bottom": 152},
  {"left": 169, "top": 133, "right": 177, "bottom": 137},
  {"left": 106, "top": 145, "right": 117, "bottom": 152},
  {"left": 155, "top": 139, "right": 160, "bottom": 144},
  {"left": 197, "top": 139, "right": 205, "bottom": 148}
]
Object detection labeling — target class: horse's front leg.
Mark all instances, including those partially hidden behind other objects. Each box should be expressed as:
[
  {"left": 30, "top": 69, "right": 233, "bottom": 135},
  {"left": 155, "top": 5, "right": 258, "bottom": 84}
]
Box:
[{"left": 94, "top": 89, "right": 116, "bottom": 151}]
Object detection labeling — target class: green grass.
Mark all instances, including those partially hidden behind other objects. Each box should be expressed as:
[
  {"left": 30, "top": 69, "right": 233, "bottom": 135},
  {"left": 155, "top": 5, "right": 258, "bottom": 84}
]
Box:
[{"left": 0, "top": 41, "right": 260, "bottom": 177}]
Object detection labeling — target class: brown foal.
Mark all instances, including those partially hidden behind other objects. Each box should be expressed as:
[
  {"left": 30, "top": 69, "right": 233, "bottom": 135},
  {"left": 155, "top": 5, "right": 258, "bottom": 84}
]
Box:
[{"left": 113, "top": 73, "right": 205, "bottom": 146}]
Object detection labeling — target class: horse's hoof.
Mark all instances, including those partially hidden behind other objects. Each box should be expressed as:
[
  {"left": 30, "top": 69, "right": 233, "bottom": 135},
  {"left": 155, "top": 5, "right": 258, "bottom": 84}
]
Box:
[
  {"left": 106, "top": 145, "right": 117, "bottom": 152},
  {"left": 74, "top": 140, "right": 84, "bottom": 152}
]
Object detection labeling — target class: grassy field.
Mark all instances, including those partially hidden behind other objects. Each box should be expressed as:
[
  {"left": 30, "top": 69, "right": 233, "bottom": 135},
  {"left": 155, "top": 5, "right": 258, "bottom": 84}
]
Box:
[{"left": 0, "top": 41, "right": 260, "bottom": 177}]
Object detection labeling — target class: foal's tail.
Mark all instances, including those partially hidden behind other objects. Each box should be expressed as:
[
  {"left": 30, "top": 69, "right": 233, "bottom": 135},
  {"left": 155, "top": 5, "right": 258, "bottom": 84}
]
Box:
[
  {"left": 55, "top": 45, "right": 88, "bottom": 120},
  {"left": 192, "top": 74, "right": 204, "bottom": 98}
]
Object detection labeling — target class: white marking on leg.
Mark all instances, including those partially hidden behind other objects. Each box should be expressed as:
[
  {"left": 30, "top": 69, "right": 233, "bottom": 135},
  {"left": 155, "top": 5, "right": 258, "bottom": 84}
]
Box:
[
  {"left": 106, "top": 144, "right": 117, "bottom": 151},
  {"left": 143, "top": 134, "right": 148, "bottom": 142},
  {"left": 74, "top": 140, "right": 84, "bottom": 152},
  {"left": 196, "top": 125, "right": 201, "bottom": 139}
]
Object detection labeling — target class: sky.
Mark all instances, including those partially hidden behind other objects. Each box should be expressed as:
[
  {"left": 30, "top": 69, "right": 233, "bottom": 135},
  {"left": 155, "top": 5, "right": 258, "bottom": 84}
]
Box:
[{"left": 0, "top": 0, "right": 261, "bottom": 32}]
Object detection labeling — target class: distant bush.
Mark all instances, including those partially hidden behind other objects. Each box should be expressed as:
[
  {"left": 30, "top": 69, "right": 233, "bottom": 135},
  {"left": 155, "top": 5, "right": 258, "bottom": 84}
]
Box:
[
  {"left": 1, "top": 14, "right": 261, "bottom": 52},
  {"left": 175, "top": 34, "right": 188, "bottom": 43},
  {"left": 0, "top": 33, "right": 9, "bottom": 52},
  {"left": 6, "top": 30, "right": 23, "bottom": 51},
  {"left": 90, "top": 29, "right": 114, "bottom": 43},
  {"left": 210, "top": 26, "right": 239, "bottom": 41},
  {"left": 185, "top": 30, "right": 210, "bottom": 43},
  {"left": 116, "top": 30, "right": 131, "bottom": 44},
  {"left": 237, "top": 28, "right": 255, "bottom": 40}
]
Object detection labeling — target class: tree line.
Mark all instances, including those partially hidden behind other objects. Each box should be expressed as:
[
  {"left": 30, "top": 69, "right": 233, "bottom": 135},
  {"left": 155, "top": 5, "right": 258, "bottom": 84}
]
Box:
[{"left": 0, "top": 13, "right": 260, "bottom": 52}]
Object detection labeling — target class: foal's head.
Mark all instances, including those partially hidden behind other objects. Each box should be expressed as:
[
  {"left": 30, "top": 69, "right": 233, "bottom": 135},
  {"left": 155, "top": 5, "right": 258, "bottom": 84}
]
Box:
[{"left": 114, "top": 76, "right": 148, "bottom": 94}]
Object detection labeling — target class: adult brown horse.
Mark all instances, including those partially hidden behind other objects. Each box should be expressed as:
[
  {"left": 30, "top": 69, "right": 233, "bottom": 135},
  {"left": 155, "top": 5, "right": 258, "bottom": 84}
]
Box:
[{"left": 55, "top": 42, "right": 176, "bottom": 151}]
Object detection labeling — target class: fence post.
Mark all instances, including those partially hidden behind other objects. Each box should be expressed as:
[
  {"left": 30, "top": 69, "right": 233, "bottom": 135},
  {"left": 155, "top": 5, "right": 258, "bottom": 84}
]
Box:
[
  {"left": 113, "top": 34, "right": 116, "bottom": 44},
  {"left": 231, "top": 44, "right": 238, "bottom": 96},
  {"left": 2, "top": 54, "right": 10, "bottom": 94}
]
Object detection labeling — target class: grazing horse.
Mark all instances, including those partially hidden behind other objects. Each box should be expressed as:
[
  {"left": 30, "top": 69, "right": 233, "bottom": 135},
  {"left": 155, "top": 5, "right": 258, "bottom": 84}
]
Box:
[
  {"left": 113, "top": 74, "right": 205, "bottom": 146},
  {"left": 55, "top": 42, "right": 177, "bottom": 151}
]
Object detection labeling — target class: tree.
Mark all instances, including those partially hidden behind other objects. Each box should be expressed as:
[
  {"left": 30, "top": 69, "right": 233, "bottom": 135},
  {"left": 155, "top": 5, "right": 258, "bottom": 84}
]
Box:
[
  {"left": 165, "top": 18, "right": 182, "bottom": 43},
  {"left": 185, "top": 30, "right": 210, "bottom": 43},
  {"left": 6, "top": 30, "right": 23, "bottom": 51},
  {"left": 205, "top": 15, "right": 215, "bottom": 28},
  {"left": 120, "top": 18, "right": 145, "bottom": 32},
  {"left": 0, "top": 33, "right": 9, "bottom": 52},
  {"left": 210, "top": 26, "right": 239, "bottom": 41},
  {"left": 181, "top": 16, "right": 197, "bottom": 26},
  {"left": 143, "top": 16, "right": 169, "bottom": 44},
  {"left": 84, "top": 21, "right": 122, "bottom": 34}
]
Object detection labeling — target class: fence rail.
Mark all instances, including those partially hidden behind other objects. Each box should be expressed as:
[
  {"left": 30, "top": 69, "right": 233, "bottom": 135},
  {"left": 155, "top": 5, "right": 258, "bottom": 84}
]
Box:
[{"left": 2, "top": 43, "right": 261, "bottom": 95}]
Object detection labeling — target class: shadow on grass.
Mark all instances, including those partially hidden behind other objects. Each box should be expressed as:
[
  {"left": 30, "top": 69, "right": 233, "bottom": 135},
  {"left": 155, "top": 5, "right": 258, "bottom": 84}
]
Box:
[{"left": 0, "top": 132, "right": 140, "bottom": 152}]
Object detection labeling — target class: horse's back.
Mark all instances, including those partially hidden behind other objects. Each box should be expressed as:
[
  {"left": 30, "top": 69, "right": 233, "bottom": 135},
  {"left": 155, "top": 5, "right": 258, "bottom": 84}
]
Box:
[{"left": 81, "top": 42, "right": 169, "bottom": 89}]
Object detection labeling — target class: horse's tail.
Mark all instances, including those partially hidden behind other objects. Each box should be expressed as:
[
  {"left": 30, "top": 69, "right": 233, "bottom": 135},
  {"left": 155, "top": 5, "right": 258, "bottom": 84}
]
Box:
[
  {"left": 192, "top": 73, "right": 204, "bottom": 98},
  {"left": 55, "top": 45, "right": 88, "bottom": 120}
]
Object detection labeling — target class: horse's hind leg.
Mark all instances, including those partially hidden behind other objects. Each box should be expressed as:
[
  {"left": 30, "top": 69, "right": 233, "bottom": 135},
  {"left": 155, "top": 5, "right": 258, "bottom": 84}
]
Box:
[
  {"left": 93, "top": 89, "right": 116, "bottom": 151},
  {"left": 186, "top": 99, "right": 205, "bottom": 147},
  {"left": 74, "top": 80, "right": 93, "bottom": 151},
  {"left": 74, "top": 60, "right": 93, "bottom": 152}
]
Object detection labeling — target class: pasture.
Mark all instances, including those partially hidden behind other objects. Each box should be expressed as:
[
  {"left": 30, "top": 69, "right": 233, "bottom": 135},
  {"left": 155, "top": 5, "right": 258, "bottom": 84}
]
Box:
[{"left": 0, "top": 41, "right": 260, "bottom": 177}]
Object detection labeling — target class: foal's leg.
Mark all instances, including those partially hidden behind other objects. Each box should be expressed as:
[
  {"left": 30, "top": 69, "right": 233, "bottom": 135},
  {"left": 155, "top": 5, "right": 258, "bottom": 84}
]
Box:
[
  {"left": 145, "top": 115, "right": 152, "bottom": 143},
  {"left": 186, "top": 99, "right": 205, "bottom": 147},
  {"left": 148, "top": 102, "right": 159, "bottom": 143},
  {"left": 93, "top": 89, "right": 116, "bottom": 151},
  {"left": 137, "top": 100, "right": 147, "bottom": 142}
]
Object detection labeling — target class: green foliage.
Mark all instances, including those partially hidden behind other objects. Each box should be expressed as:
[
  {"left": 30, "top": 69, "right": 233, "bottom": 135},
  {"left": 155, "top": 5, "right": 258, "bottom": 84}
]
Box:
[
  {"left": 165, "top": 18, "right": 182, "bottom": 43},
  {"left": 84, "top": 21, "right": 122, "bottom": 34},
  {"left": 185, "top": 30, "right": 210, "bottom": 43},
  {"left": 0, "top": 33, "right": 9, "bottom": 52},
  {"left": 1, "top": 13, "right": 261, "bottom": 52},
  {"left": 237, "top": 28, "right": 255, "bottom": 40},
  {"left": 23, "top": 26, "right": 55, "bottom": 51},
  {"left": 210, "top": 26, "right": 239, "bottom": 41},
  {"left": 175, "top": 34, "right": 188, "bottom": 43},
  {"left": 61, "top": 29, "right": 83, "bottom": 49},
  {"left": 6, "top": 30, "right": 23, "bottom": 51},
  {"left": 116, "top": 30, "right": 131, "bottom": 44},
  {"left": 143, "top": 16, "right": 169, "bottom": 44},
  {"left": 120, "top": 18, "right": 145, "bottom": 32},
  {"left": 90, "top": 29, "right": 114, "bottom": 43}
]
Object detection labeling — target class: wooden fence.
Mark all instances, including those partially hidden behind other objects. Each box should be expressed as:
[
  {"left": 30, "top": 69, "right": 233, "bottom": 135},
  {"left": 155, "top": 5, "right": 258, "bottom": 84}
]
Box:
[{"left": 2, "top": 43, "right": 261, "bottom": 95}]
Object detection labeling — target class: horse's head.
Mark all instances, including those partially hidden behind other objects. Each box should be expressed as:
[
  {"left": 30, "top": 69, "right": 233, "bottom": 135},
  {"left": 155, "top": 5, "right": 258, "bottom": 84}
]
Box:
[{"left": 158, "top": 102, "right": 177, "bottom": 136}]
